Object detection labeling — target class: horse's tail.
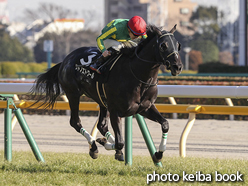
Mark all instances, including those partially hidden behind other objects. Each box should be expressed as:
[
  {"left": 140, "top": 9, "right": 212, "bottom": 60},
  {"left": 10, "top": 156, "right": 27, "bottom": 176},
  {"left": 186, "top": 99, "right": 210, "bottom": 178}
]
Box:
[{"left": 30, "top": 63, "right": 62, "bottom": 109}]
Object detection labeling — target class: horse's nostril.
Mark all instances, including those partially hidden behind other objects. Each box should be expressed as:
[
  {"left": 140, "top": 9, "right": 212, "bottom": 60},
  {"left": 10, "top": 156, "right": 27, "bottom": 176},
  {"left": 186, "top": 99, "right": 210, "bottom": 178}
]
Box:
[
  {"left": 172, "top": 64, "right": 183, "bottom": 71},
  {"left": 172, "top": 65, "right": 179, "bottom": 71}
]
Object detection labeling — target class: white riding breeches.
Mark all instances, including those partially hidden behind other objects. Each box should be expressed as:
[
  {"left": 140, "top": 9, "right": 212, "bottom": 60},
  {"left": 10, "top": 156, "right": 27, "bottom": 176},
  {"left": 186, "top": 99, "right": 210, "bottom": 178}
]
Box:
[
  {"left": 98, "top": 39, "right": 139, "bottom": 53},
  {"left": 102, "top": 39, "right": 123, "bottom": 52}
]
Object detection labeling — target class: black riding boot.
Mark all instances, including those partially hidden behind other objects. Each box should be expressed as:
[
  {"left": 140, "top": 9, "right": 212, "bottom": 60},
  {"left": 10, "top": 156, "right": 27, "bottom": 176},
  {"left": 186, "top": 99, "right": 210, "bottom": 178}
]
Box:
[
  {"left": 90, "top": 55, "right": 106, "bottom": 74},
  {"left": 90, "top": 48, "right": 119, "bottom": 74}
]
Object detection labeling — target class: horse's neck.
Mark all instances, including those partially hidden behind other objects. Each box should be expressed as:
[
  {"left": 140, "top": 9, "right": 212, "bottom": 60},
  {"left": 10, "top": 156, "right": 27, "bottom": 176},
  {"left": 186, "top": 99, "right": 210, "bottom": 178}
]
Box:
[{"left": 132, "top": 39, "right": 160, "bottom": 82}]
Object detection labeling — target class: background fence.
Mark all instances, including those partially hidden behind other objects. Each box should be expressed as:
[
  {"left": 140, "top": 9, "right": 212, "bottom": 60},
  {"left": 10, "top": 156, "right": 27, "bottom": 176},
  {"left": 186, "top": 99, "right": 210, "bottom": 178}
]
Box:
[{"left": 1, "top": 83, "right": 248, "bottom": 157}]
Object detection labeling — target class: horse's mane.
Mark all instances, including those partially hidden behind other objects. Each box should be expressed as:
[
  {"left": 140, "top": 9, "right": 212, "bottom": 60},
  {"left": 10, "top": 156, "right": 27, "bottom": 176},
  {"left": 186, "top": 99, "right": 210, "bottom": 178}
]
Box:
[
  {"left": 140, "top": 24, "right": 163, "bottom": 45},
  {"left": 120, "top": 24, "right": 163, "bottom": 56}
]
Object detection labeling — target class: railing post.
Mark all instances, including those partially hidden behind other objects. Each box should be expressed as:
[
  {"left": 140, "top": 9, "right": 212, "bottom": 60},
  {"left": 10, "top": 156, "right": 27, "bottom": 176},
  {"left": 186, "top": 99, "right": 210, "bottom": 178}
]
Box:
[
  {"left": 1, "top": 94, "right": 44, "bottom": 162},
  {"left": 125, "top": 116, "right": 133, "bottom": 166},
  {"left": 168, "top": 97, "right": 178, "bottom": 119},
  {"left": 4, "top": 106, "right": 12, "bottom": 161},
  {"left": 179, "top": 112, "right": 196, "bottom": 157},
  {"left": 135, "top": 114, "right": 162, "bottom": 167},
  {"left": 179, "top": 105, "right": 201, "bottom": 157},
  {"left": 14, "top": 108, "right": 45, "bottom": 162},
  {"left": 225, "top": 98, "right": 234, "bottom": 120}
]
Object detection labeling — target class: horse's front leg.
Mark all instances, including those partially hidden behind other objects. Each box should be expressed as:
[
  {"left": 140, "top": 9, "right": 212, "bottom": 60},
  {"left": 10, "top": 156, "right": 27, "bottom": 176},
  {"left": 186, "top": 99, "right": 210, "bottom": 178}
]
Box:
[
  {"left": 96, "top": 106, "right": 124, "bottom": 161},
  {"left": 66, "top": 92, "right": 98, "bottom": 159},
  {"left": 110, "top": 111, "right": 124, "bottom": 150},
  {"left": 140, "top": 104, "right": 169, "bottom": 163}
]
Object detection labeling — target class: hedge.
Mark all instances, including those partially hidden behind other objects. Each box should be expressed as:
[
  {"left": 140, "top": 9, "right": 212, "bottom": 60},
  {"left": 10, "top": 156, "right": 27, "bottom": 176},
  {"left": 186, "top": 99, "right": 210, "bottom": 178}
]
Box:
[
  {"left": 198, "top": 62, "right": 248, "bottom": 73},
  {"left": 0, "top": 62, "right": 51, "bottom": 77}
]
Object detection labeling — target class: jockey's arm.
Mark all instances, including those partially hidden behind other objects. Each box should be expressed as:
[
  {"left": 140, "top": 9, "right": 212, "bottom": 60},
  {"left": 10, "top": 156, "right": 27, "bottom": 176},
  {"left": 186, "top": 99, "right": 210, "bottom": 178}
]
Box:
[{"left": 96, "top": 27, "right": 117, "bottom": 53}]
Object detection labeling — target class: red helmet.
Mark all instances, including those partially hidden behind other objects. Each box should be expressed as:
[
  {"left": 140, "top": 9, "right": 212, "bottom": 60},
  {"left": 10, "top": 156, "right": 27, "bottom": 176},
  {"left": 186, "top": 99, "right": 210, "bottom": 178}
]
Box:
[{"left": 127, "top": 16, "right": 146, "bottom": 36}]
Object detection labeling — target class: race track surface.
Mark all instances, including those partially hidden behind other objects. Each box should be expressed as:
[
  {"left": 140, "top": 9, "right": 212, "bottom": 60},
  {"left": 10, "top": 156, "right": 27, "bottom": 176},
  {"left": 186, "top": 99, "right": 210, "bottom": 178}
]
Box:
[{"left": 0, "top": 114, "right": 247, "bottom": 160}]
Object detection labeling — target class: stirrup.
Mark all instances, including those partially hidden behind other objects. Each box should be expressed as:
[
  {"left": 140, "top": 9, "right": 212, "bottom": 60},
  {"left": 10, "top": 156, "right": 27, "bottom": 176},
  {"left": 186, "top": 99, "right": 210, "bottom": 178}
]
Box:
[{"left": 95, "top": 68, "right": 102, "bottom": 74}]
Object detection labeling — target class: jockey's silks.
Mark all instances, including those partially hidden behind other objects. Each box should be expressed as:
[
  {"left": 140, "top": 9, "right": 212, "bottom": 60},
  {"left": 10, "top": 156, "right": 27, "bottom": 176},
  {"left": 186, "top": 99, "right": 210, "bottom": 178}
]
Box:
[{"left": 97, "top": 19, "right": 147, "bottom": 53}]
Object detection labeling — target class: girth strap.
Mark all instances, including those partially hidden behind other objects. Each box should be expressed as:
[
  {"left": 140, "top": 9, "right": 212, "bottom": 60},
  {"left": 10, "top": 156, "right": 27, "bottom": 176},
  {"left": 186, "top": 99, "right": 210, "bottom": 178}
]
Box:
[
  {"left": 95, "top": 54, "right": 123, "bottom": 108},
  {"left": 96, "top": 81, "right": 107, "bottom": 108}
]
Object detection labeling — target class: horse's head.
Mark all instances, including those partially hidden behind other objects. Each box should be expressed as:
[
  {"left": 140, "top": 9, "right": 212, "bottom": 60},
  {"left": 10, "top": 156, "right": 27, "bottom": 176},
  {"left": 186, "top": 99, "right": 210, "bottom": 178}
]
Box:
[{"left": 156, "top": 25, "right": 183, "bottom": 76}]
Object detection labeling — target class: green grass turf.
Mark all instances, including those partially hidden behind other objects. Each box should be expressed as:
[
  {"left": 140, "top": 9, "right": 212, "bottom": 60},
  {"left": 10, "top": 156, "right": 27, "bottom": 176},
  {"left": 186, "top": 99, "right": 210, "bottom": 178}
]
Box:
[{"left": 0, "top": 151, "right": 247, "bottom": 185}]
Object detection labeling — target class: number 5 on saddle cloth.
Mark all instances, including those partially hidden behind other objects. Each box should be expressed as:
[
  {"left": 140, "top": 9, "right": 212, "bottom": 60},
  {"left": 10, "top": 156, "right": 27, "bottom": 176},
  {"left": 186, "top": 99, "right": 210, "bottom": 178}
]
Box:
[
  {"left": 92, "top": 47, "right": 121, "bottom": 74},
  {"left": 76, "top": 47, "right": 122, "bottom": 77}
]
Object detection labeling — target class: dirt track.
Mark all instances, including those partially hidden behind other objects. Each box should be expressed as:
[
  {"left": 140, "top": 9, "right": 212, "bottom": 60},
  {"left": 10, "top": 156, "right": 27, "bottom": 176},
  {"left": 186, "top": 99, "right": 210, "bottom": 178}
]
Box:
[{"left": 0, "top": 114, "right": 247, "bottom": 160}]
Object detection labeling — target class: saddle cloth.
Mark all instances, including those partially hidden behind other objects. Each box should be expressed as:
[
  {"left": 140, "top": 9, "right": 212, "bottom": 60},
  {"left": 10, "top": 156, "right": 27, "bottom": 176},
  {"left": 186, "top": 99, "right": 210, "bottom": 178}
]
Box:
[{"left": 75, "top": 52, "right": 122, "bottom": 108}]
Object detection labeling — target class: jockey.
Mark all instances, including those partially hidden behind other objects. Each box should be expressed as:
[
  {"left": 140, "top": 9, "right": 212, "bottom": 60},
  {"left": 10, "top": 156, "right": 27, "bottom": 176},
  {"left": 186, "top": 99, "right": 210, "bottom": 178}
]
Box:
[{"left": 90, "top": 15, "right": 147, "bottom": 74}]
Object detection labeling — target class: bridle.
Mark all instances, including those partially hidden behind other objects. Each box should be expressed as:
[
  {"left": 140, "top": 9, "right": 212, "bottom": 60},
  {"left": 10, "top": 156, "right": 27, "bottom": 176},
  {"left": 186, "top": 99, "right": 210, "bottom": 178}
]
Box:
[
  {"left": 130, "top": 32, "right": 179, "bottom": 86},
  {"left": 134, "top": 33, "right": 179, "bottom": 70}
]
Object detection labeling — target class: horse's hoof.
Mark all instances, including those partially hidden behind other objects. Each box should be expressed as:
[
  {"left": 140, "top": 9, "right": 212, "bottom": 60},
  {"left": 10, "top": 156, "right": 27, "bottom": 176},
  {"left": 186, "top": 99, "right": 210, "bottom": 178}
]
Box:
[
  {"left": 115, "top": 152, "right": 124, "bottom": 161},
  {"left": 89, "top": 141, "right": 98, "bottom": 159},
  {"left": 152, "top": 151, "right": 163, "bottom": 163},
  {"left": 96, "top": 138, "right": 107, "bottom": 146},
  {"left": 89, "top": 150, "right": 98, "bottom": 159}
]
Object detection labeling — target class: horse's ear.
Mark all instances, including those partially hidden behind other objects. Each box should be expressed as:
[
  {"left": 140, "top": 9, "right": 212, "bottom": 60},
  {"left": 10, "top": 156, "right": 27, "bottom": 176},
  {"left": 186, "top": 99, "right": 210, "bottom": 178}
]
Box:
[{"left": 169, "top": 24, "right": 177, "bottom": 34}]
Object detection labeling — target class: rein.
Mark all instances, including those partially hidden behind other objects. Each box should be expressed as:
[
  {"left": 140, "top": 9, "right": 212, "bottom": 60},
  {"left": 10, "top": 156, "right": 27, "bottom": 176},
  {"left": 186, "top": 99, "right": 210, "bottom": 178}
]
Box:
[
  {"left": 134, "top": 46, "right": 163, "bottom": 64},
  {"left": 130, "top": 32, "right": 177, "bottom": 86},
  {"left": 129, "top": 60, "right": 158, "bottom": 86}
]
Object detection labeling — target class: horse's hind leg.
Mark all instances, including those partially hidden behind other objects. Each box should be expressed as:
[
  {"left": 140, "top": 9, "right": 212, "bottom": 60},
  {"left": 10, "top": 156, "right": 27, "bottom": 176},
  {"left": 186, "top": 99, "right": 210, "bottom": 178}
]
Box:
[
  {"left": 66, "top": 92, "right": 98, "bottom": 159},
  {"left": 139, "top": 104, "right": 169, "bottom": 163},
  {"left": 96, "top": 106, "right": 124, "bottom": 161}
]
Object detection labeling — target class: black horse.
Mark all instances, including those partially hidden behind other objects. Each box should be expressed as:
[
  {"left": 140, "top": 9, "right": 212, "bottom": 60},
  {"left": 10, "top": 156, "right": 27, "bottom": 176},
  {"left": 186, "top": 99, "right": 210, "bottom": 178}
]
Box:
[{"left": 31, "top": 25, "right": 182, "bottom": 163}]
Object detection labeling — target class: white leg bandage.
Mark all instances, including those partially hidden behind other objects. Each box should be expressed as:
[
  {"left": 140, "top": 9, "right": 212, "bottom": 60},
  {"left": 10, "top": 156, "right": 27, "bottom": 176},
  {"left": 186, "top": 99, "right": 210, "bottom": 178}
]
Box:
[
  {"left": 159, "top": 133, "right": 168, "bottom": 152},
  {"left": 104, "top": 142, "right": 116, "bottom": 150},
  {"left": 105, "top": 131, "right": 115, "bottom": 143},
  {"left": 80, "top": 128, "right": 94, "bottom": 145},
  {"left": 104, "top": 131, "right": 115, "bottom": 150}
]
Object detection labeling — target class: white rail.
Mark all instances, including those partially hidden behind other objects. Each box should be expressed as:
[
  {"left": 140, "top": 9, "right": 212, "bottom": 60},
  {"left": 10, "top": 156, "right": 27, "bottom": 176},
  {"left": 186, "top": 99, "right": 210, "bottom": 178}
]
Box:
[
  {"left": 0, "top": 83, "right": 34, "bottom": 94},
  {"left": 157, "top": 85, "right": 248, "bottom": 99},
  {"left": 1, "top": 83, "right": 248, "bottom": 99}
]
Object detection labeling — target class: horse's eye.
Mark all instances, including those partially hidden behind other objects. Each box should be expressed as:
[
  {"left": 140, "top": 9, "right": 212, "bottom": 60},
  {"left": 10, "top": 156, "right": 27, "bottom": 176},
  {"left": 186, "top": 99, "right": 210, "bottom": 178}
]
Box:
[{"left": 159, "top": 42, "right": 168, "bottom": 52}]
